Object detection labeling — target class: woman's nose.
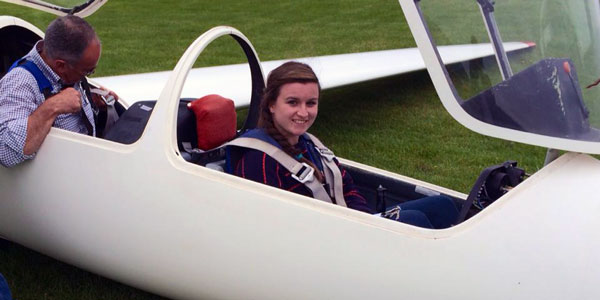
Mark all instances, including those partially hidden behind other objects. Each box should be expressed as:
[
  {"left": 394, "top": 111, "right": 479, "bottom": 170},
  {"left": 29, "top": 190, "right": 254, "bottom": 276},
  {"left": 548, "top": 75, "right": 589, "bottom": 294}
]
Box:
[{"left": 297, "top": 105, "right": 308, "bottom": 117}]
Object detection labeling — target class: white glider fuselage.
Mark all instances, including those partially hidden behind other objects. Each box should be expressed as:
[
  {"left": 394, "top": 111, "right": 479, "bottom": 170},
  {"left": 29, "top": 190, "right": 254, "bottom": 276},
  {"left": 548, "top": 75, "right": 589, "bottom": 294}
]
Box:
[
  {"left": 1, "top": 0, "right": 600, "bottom": 299},
  {"left": 1, "top": 109, "right": 598, "bottom": 300}
]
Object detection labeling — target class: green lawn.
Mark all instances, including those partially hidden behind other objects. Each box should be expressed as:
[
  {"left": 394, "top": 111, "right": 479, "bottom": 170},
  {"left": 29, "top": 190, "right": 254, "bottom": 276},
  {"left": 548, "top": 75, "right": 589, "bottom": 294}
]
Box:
[{"left": 0, "top": 0, "right": 550, "bottom": 299}]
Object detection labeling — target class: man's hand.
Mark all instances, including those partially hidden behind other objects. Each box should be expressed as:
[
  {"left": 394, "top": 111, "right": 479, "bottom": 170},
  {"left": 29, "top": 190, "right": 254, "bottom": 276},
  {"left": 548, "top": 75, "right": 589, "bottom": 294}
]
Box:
[
  {"left": 90, "top": 87, "right": 119, "bottom": 111},
  {"left": 46, "top": 87, "right": 82, "bottom": 114},
  {"left": 23, "top": 87, "right": 83, "bottom": 155}
]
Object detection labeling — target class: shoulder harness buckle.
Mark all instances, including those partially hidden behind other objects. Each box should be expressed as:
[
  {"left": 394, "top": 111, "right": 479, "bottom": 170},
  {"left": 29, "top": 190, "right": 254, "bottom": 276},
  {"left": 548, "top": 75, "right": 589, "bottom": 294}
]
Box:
[
  {"left": 291, "top": 162, "right": 315, "bottom": 183},
  {"left": 317, "top": 147, "right": 335, "bottom": 162}
]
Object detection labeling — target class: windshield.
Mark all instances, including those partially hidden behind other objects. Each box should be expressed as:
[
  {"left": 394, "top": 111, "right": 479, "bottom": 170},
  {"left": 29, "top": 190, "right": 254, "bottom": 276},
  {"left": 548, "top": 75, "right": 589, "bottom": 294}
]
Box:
[
  {"left": 416, "top": 0, "right": 600, "bottom": 147},
  {"left": 0, "top": 0, "right": 104, "bottom": 16}
]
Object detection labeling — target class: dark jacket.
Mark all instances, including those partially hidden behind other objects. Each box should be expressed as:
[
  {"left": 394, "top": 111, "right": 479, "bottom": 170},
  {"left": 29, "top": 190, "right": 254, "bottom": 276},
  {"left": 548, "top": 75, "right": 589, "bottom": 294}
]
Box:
[{"left": 230, "top": 129, "right": 372, "bottom": 214}]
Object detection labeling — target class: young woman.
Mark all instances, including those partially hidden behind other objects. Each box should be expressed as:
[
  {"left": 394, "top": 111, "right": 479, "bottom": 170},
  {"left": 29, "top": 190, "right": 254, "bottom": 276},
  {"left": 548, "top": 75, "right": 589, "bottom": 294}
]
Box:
[{"left": 229, "top": 61, "right": 458, "bottom": 229}]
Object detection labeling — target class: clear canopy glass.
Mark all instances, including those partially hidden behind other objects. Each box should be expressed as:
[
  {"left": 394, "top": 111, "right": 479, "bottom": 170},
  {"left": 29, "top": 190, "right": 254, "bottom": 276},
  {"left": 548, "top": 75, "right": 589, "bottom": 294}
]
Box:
[
  {"left": 419, "top": 0, "right": 600, "bottom": 143},
  {"left": 0, "top": 0, "right": 104, "bottom": 17}
]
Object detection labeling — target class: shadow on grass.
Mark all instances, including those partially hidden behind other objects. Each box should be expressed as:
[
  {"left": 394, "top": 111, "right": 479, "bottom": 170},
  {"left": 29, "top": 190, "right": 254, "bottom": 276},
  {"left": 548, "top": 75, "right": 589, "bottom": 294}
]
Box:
[{"left": 0, "top": 239, "right": 169, "bottom": 300}]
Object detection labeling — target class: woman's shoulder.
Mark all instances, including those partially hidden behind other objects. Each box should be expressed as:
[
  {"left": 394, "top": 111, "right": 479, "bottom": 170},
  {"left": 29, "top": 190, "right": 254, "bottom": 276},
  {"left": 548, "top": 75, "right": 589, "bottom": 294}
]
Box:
[
  {"left": 239, "top": 147, "right": 266, "bottom": 160},
  {"left": 238, "top": 147, "right": 281, "bottom": 169},
  {"left": 239, "top": 128, "right": 280, "bottom": 147},
  {"left": 235, "top": 147, "right": 284, "bottom": 180},
  {"left": 300, "top": 132, "right": 328, "bottom": 148}
]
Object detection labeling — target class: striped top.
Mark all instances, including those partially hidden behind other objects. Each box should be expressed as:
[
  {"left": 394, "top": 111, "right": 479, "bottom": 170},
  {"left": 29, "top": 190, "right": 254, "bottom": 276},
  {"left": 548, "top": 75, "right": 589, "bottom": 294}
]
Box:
[{"left": 233, "top": 133, "right": 372, "bottom": 213}]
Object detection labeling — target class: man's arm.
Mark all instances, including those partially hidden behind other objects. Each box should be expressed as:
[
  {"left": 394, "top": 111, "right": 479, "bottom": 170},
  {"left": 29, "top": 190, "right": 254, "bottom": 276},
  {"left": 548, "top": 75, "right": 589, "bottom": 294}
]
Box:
[
  {"left": 0, "top": 67, "right": 82, "bottom": 167},
  {"left": 0, "top": 70, "right": 40, "bottom": 167},
  {"left": 23, "top": 88, "right": 82, "bottom": 155}
]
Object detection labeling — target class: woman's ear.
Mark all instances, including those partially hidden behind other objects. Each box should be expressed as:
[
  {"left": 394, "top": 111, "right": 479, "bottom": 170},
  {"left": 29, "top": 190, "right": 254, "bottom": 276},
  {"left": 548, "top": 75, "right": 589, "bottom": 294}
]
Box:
[{"left": 269, "top": 104, "right": 275, "bottom": 114}]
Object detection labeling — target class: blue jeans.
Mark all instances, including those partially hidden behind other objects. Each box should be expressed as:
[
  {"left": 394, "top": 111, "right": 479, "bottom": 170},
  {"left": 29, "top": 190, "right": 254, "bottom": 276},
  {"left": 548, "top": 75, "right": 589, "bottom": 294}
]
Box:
[
  {"left": 387, "top": 195, "right": 459, "bottom": 229},
  {"left": 0, "top": 273, "right": 11, "bottom": 300}
]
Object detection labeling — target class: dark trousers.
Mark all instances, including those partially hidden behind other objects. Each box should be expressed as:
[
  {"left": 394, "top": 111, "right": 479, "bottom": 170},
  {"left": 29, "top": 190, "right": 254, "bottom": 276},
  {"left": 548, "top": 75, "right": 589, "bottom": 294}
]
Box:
[{"left": 393, "top": 195, "right": 459, "bottom": 229}]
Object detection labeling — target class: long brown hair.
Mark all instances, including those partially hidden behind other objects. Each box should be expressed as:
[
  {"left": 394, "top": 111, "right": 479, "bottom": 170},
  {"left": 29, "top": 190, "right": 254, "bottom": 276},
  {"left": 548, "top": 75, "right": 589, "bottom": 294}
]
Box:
[{"left": 259, "top": 61, "right": 324, "bottom": 182}]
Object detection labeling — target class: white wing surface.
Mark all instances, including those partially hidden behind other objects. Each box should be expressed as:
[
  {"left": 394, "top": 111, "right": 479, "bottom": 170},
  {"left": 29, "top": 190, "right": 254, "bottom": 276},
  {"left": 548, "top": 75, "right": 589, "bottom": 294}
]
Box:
[{"left": 92, "top": 42, "right": 534, "bottom": 107}]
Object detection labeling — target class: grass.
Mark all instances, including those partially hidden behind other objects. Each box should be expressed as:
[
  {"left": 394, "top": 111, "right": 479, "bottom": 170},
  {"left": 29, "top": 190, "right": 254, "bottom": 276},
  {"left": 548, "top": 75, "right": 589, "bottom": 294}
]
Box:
[
  {"left": 44, "top": 1, "right": 84, "bottom": 7},
  {"left": 0, "top": 0, "right": 579, "bottom": 298}
]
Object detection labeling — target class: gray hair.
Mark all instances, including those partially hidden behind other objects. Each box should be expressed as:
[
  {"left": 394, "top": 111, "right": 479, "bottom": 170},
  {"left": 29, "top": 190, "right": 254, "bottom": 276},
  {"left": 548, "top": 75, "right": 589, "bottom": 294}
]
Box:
[{"left": 43, "top": 15, "right": 99, "bottom": 64}]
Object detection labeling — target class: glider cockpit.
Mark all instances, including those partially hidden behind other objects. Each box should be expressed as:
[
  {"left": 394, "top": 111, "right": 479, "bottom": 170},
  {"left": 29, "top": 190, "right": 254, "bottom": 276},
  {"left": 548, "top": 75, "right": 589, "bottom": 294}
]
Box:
[
  {"left": 97, "top": 26, "right": 467, "bottom": 215},
  {"left": 0, "top": 0, "right": 533, "bottom": 224},
  {"left": 0, "top": 0, "right": 509, "bottom": 221}
]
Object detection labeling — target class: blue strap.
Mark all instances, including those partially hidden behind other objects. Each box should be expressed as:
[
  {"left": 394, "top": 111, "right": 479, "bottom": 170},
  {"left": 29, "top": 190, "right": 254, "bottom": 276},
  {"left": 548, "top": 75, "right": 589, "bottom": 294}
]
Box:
[
  {"left": 8, "top": 58, "right": 53, "bottom": 98},
  {"left": 299, "top": 137, "right": 324, "bottom": 172},
  {"left": 240, "top": 128, "right": 281, "bottom": 148},
  {"left": 0, "top": 273, "right": 12, "bottom": 300}
]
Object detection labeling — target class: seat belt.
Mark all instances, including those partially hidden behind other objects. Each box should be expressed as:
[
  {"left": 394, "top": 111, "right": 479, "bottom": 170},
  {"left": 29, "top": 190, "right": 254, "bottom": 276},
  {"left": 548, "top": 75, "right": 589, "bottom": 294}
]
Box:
[
  {"left": 80, "top": 78, "right": 96, "bottom": 136},
  {"left": 227, "top": 137, "right": 335, "bottom": 204},
  {"left": 90, "top": 87, "right": 119, "bottom": 136},
  {"left": 304, "top": 133, "right": 347, "bottom": 207}
]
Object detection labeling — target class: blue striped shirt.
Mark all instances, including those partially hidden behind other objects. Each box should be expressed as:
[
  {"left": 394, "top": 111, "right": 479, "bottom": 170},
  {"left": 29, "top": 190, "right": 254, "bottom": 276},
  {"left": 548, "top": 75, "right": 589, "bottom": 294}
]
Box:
[{"left": 0, "top": 42, "right": 95, "bottom": 167}]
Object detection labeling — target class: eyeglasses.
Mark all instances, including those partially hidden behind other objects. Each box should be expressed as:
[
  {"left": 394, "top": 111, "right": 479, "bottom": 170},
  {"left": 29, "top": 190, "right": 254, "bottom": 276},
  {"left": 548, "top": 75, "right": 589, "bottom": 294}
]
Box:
[
  {"left": 81, "top": 67, "right": 96, "bottom": 77},
  {"left": 65, "top": 61, "right": 96, "bottom": 77}
]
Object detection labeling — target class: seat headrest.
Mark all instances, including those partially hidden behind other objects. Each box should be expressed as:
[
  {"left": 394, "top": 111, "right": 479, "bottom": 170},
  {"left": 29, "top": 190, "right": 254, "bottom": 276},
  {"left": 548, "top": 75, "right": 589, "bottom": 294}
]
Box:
[{"left": 187, "top": 94, "right": 237, "bottom": 150}]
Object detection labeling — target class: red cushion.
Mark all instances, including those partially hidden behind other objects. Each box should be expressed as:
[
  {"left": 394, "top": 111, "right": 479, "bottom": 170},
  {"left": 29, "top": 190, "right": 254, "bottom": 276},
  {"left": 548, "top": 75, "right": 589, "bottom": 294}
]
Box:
[{"left": 187, "top": 95, "right": 237, "bottom": 150}]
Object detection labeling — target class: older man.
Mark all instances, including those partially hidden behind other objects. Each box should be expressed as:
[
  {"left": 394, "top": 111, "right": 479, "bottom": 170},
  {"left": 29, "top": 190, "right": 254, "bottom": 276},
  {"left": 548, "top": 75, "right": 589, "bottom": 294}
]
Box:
[{"left": 0, "top": 15, "right": 111, "bottom": 167}]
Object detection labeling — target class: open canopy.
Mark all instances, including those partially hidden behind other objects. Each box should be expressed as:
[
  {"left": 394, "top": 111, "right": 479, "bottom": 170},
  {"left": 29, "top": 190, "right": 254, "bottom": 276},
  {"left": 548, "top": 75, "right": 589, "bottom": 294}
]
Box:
[
  {"left": 400, "top": 0, "right": 600, "bottom": 154},
  {"left": 0, "top": 0, "right": 107, "bottom": 17}
]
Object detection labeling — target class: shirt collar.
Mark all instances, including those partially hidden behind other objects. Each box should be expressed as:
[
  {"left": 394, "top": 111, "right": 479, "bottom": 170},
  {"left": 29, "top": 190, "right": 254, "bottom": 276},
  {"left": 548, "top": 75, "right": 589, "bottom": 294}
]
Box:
[{"left": 26, "top": 41, "right": 63, "bottom": 93}]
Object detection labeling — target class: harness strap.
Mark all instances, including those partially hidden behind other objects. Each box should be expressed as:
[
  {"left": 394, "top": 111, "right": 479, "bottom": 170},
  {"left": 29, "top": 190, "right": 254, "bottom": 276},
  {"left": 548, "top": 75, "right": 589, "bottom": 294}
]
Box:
[
  {"left": 80, "top": 78, "right": 96, "bottom": 136},
  {"left": 8, "top": 59, "right": 53, "bottom": 98},
  {"left": 227, "top": 137, "right": 333, "bottom": 204},
  {"left": 305, "top": 133, "right": 347, "bottom": 207}
]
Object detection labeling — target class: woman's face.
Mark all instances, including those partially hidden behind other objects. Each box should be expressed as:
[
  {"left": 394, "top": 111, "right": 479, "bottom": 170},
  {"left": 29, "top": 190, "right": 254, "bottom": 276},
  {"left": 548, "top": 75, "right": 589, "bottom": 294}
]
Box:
[{"left": 269, "top": 82, "right": 319, "bottom": 145}]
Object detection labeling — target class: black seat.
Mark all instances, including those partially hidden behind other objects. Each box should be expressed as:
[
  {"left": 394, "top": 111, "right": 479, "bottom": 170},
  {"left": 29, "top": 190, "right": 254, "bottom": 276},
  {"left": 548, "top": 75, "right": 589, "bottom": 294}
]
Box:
[
  {"left": 103, "top": 97, "right": 237, "bottom": 168},
  {"left": 103, "top": 101, "right": 156, "bottom": 144},
  {"left": 104, "top": 99, "right": 199, "bottom": 147}
]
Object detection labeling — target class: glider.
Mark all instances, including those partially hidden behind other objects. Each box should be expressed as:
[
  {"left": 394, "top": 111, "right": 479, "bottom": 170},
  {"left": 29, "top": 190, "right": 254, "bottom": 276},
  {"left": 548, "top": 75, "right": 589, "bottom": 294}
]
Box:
[{"left": 5, "top": 0, "right": 600, "bottom": 299}]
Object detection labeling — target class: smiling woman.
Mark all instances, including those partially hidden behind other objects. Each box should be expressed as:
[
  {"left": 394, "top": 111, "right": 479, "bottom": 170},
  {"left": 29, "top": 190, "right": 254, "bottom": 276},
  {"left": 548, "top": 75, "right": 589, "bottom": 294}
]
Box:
[
  {"left": 228, "top": 61, "right": 459, "bottom": 229},
  {"left": 269, "top": 81, "right": 319, "bottom": 146}
]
